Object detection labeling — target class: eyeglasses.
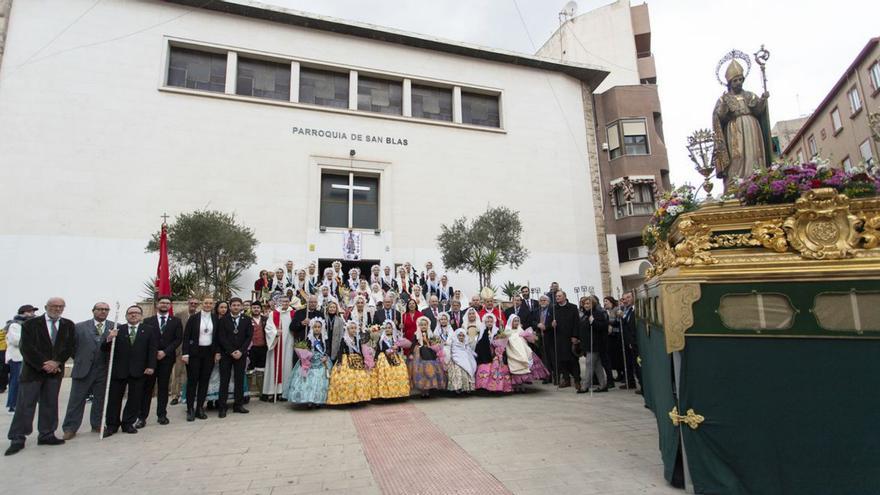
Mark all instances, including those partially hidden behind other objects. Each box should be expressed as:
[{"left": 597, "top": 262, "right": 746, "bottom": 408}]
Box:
[{"left": 95, "top": 308, "right": 110, "bottom": 311}]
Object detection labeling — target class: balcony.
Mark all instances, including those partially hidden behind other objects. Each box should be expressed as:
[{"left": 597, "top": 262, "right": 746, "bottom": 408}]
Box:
[{"left": 637, "top": 54, "right": 656, "bottom": 83}]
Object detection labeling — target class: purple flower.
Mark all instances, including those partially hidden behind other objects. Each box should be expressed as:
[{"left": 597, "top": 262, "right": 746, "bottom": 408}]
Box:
[{"left": 770, "top": 180, "right": 786, "bottom": 195}]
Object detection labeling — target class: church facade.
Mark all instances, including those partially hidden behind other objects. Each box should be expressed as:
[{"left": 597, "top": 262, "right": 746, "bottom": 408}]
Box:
[{"left": 0, "top": 0, "right": 612, "bottom": 317}]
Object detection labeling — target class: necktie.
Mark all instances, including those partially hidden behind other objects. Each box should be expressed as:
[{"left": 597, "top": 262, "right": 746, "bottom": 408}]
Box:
[
  {"left": 160, "top": 315, "right": 166, "bottom": 331},
  {"left": 49, "top": 319, "right": 58, "bottom": 344},
  {"left": 433, "top": 309, "right": 438, "bottom": 318},
  {"left": 96, "top": 321, "right": 104, "bottom": 337},
  {"left": 386, "top": 309, "right": 391, "bottom": 320},
  {"left": 129, "top": 326, "right": 137, "bottom": 344},
  {"left": 234, "top": 317, "right": 240, "bottom": 332}
]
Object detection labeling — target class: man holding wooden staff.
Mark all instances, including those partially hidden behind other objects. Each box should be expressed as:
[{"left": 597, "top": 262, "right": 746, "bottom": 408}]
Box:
[{"left": 102, "top": 305, "right": 157, "bottom": 438}]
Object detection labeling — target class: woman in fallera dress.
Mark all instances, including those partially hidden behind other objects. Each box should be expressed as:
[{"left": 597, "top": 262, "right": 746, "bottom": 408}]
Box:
[
  {"left": 446, "top": 327, "right": 476, "bottom": 394},
  {"left": 286, "top": 318, "right": 332, "bottom": 407},
  {"left": 461, "top": 307, "right": 482, "bottom": 342},
  {"left": 326, "top": 321, "right": 373, "bottom": 405},
  {"left": 474, "top": 313, "right": 512, "bottom": 393},
  {"left": 410, "top": 316, "right": 446, "bottom": 398},
  {"left": 372, "top": 321, "right": 411, "bottom": 399}
]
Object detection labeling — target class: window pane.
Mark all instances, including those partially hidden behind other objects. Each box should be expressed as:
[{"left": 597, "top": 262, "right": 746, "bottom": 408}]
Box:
[
  {"left": 808, "top": 136, "right": 817, "bottom": 156},
  {"left": 411, "top": 84, "right": 452, "bottom": 122},
  {"left": 848, "top": 88, "right": 862, "bottom": 112},
  {"left": 352, "top": 175, "right": 379, "bottom": 229},
  {"left": 871, "top": 63, "right": 880, "bottom": 91},
  {"left": 624, "top": 135, "right": 649, "bottom": 155},
  {"left": 168, "top": 47, "right": 226, "bottom": 92},
  {"left": 236, "top": 57, "right": 290, "bottom": 101},
  {"left": 860, "top": 140, "right": 874, "bottom": 165},
  {"left": 357, "top": 76, "right": 402, "bottom": 115},
  {"left": 718, "top": 293, "right": 795, "bottom": 330},
  {"left": 461, "top": 92, "right": 500, "bottom": 127},
  {"left": 320, "top": 173, "right": 350, "bottom": 228},
  {"left": 300, "top": 68, "right": 349, "bottom": 108},
  {"left": 813, "top": 292, "right": 880, "bottom": 332},
  {"left": 831, "top": 109, "right": 842, "bottom": 131}
]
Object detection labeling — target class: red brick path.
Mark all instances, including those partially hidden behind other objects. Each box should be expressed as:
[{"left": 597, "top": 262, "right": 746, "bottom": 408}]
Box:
[{"left": 351, "top": 402, "right": 512, "bottom": 495}]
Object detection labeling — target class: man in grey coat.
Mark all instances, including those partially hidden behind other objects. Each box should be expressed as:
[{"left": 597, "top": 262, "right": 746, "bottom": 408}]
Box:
[{"left": 61, "top": 302, "right": 114, "bottom": 440}]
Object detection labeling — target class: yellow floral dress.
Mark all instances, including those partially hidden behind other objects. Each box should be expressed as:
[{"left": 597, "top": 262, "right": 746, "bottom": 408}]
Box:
[
  {"left": 327, "top": 352, "right": 373, "bottom": 405},
  {"left": 373, "top": 348, "right": 411, "bottom": 399}
]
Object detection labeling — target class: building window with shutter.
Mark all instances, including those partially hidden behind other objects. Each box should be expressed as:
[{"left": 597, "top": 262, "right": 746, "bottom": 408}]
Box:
[
  {"left": 299, "top": 67, "right": 350, "bottom": 108},
  {"left": 860, "top": 140, "right": 874, "bottom": 167},
  {"left": 606, "top": 119, "right": 649, "bottom": 159},
  {"left": 357, "top": 76, "right": 402, "bottom": 115},
  {"left": 807, "top": 135, "right": 817, "bottom": 158},
  {"left": 847, "top": 86, "right": 862, "bottom": 115},
  {"left": 870, "top": 62, "right": 880, "bottom": 92},
  {"left": 831, "top": 107, "right": 843, "bottom": 134}
]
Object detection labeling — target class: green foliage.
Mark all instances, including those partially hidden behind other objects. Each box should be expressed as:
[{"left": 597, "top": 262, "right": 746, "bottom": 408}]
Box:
[
  {"left": 142, "top": 267, "right": 203, "bottom": 301},
  {"left": 146, "top": 210, "right": 258, "bottom": 300},
  {"left": 437, "top": 205, "right": 529, "bottom": 289},
  {"left": 501, "top": 281, "right": 520, "bottom": 300}
]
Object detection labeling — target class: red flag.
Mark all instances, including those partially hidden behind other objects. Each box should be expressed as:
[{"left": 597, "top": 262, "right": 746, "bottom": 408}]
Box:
[{"left": 156, "top": 223, "right": 172, "bottom": 315}]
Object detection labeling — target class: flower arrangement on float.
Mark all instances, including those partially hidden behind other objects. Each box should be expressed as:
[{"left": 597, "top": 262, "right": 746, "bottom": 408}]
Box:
[
  {"left": 642, "top": 185, "right": 700, "bottom": 249},
  {"left": 729, "top": 159, "right": 880, "bottom": 205}
]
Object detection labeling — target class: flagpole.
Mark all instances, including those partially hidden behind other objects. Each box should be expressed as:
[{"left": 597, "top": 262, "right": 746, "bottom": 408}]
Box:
[{"left": 100, "top": 302, "right": 120, "bottom": 440}]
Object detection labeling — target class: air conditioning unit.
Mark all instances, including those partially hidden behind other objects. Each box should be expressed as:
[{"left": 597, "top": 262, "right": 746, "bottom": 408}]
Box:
[{"left": 628, "top": 245, "right": 649, "bottom": 260}]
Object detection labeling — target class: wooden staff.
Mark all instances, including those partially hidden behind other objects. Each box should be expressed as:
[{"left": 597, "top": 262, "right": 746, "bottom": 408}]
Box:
[{"left": 99, "top": 302, "right": 120, "bottom": 440}]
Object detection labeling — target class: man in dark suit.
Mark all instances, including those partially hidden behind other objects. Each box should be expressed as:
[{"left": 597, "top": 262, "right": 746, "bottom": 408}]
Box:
[
  {"left": 62, "top": 302, "right": 115, "bottom": 440},
  {"left": 552, "top": 291, "right": 582, "bottom": 391},
  {"left": 620, "top": 291, "right": 642, "bottom": 393},
  {"left": 505, "top": 294, "right": 534, "bottom": 331},
  {"left": 372, "top": 295, "right": 401, "bottom": 328},
  {"left": 520, "top": 286, "right": 539, "bottom": 321},
  {"left": 138, "top": 295, "right": 183, "bottom": 427},
  {"left": 102, "top": 305, "right": 158, "bottom": 437},
  {"left": 535, "top": 295, "right": 555, "bottom": 384},
  {"left": 448, "top": 299, "right": 464, "bottom": 329},
  {"left": 421, "top": 295, "right": 442, "bottom": 328},
  {"left": 217, "top": 298, "right": 252, "bottom": 417},
  {"left": 6, "top": 297, "right": 75, "bottom": 456}
]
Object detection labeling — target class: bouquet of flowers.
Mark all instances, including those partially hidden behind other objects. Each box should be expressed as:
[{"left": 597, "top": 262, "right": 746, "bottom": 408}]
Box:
[
  {"left": 428, "top": 337, "right": 446, "bottom": 368},
  {"left": 642, "top": 185, "right": 699, "bottom": 248},
  {"left": 361, "top": 344, "right": 376, "bottom": 370},
  {"left": 520, "top": 328, "right": 537, "bottom": 343},
  {"left": 730, "top": 160, "right": 880, "bottom": 205},
  {"left": 293, "top": 340, "right": 313, "bottom": 378},
  {"left": 394, "top": 337, "right": 412, "bottom": 350}
]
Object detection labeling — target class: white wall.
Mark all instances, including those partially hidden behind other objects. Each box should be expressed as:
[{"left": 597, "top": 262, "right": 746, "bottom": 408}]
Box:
[
  {"left": 0, "top": 0, "right": 603, "bottom": 319},
  {"left": 537, "top": 0, "right": 641, "bottom": 93}
]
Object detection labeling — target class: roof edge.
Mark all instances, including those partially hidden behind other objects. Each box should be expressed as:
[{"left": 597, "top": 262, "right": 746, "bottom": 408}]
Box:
[
  {"left": 782, "top": 37, "right": 880, "bottom": 155},
  {"left": 163, "top": 0, "right": 610, "bottom": 88}
]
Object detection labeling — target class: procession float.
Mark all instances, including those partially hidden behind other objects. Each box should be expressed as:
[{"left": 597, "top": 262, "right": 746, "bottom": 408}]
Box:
[{"left": 637, "top": 47, "right": 880, "bottom": 495}]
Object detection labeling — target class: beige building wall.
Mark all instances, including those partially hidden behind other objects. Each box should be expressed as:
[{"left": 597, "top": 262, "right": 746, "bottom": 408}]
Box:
[{"left": 783, "top": 38, "right": 880, "bottom": 168}]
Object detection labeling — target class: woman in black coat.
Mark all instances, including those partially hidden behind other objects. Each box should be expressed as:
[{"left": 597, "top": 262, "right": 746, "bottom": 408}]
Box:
[{"left": 578, "top": 295, "right": 609, "bottom": 393}]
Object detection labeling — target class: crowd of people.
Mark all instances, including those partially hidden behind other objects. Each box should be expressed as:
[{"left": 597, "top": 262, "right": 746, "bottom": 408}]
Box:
[{"left": 1, "top": 260, "right": 642, "bottom": 457}]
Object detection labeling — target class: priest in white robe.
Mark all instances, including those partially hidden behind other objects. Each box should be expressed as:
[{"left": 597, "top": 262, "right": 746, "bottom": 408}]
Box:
[{"left": 263, "top": 296, "right": 296, "bottom": 400}]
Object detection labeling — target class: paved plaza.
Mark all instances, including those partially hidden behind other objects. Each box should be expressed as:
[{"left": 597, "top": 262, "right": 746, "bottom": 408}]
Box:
[{"left": 0, "top": 380, "right": 679, "bottom": 495}]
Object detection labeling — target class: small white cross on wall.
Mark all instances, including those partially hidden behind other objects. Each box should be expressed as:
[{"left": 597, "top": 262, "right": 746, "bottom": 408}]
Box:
[{"left": 331, "top": 175, "right": 371, "bottom": 228}]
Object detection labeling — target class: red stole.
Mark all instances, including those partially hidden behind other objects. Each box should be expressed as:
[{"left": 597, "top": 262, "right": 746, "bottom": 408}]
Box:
[{"left": 272, "top": 310, "right": 283, "bottom": 386}]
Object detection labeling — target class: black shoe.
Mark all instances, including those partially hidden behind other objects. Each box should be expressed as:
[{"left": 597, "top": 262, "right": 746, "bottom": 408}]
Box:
[
  {"left": 218, "top": 409, "right": 227, "bottom": 418},
  {"left": 37, "top": 436, "right": 65, "bottom": 446},
  {"left": 576, "top": 388, "right": 589, "bottom": 394},
  {"left": 233, "top": 406, "right": 249, "bottom": 414},
  {"left": 596, "top": 387, "right": 609, "bottom": 393},
  {"left": 196, "top": 409, "right": 208, "bottom": 420},
  {"left": 186, "top": 410, "right": 195, "bottom": 422},
  {"left": 606, "top": 382, "right": 616, "bottom": 389},
  {"left": 157, "top": 416, "right": 169, "bottom": 425},
  {"left": 541, "top": 379, "right": 551, "bottom": 384},
  {"left": 102, "top": 429, "right": 116, "bottom": 438},
  {"left": 259, "top": 394, "right": 269, "bottom": 402},
  {"left": 122, "top": 425, "right": 138, "bottom": 434},
  {"left": 4, "top": 444, "right": 24, "bottom": 456},
  {"left": 135, "top": 419, "right": 146, "bottom": 429},
  {"left": 205, "top": 401, "right": 216, "bottom": 410},
  {"left": 170, "top": 398, "right": 179, "bottom": 406}
]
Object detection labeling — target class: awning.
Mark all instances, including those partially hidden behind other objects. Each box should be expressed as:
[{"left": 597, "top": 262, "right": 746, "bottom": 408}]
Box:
[{"left": 620, "top": 260, "right": 652, "bottom": 279}]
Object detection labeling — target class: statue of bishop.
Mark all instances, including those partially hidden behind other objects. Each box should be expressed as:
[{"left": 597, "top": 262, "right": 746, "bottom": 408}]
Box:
[{"left": 712, "top": 59, "right": 772, "bottom": 191}]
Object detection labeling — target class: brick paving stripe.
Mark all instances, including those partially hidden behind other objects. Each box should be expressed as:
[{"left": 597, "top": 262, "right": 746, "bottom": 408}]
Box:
[{"left": 351, "top": 402, "right": 513, "bottom": 495}]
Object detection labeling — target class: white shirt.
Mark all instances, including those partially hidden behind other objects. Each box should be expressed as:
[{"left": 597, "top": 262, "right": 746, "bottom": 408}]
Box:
[
  {"left": 199, "top": 311, "right": 214, "bottom": 346},
  {"left": 45, "top": 314, "right": 60, "bottom": 342},
  {"left": 93, "top": 319, "right": 107, "bottom": 335}
]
